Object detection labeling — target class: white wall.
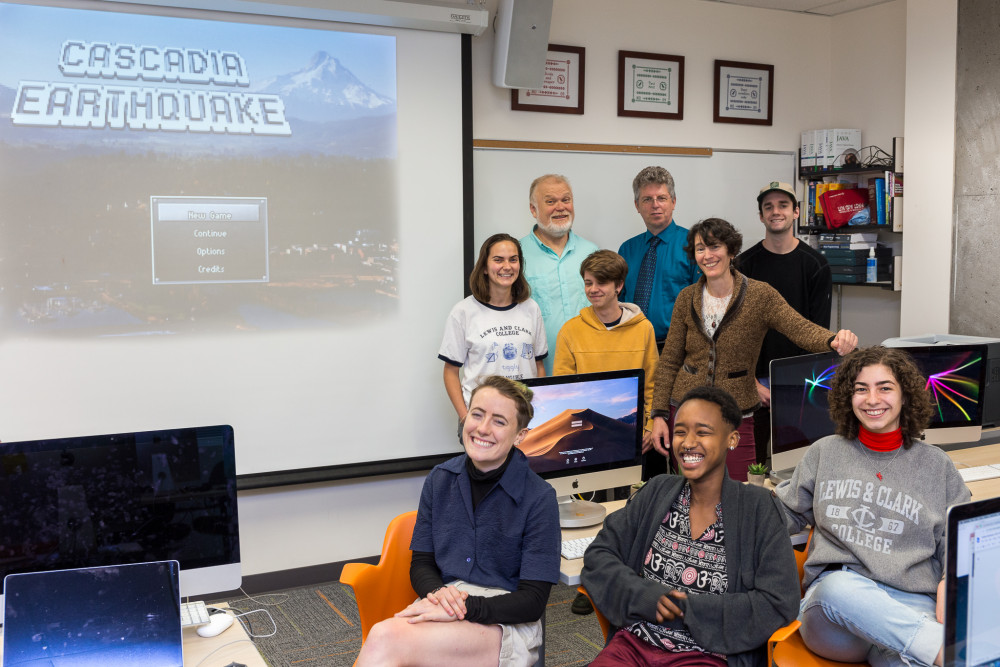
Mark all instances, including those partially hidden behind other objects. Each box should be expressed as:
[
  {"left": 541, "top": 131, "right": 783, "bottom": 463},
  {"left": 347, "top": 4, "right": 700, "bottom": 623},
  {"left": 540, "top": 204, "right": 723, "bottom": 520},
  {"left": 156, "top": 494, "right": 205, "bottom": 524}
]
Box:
[
  {"left": 826, "top": 0, "right": 906, "bottom": 346},
  {"left": 236, "top": 0, "right": 922, "bottom": 576},
  {"left": 474, "top": 0, "right": 831, "bottom": 156},
  {"left": 900, "top": 0, "right": 958, "bottom": 335}
]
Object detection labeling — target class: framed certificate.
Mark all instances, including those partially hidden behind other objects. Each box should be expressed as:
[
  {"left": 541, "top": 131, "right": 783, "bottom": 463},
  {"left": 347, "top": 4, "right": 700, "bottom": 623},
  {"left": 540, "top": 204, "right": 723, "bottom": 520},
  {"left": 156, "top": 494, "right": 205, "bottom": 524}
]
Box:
[
  {"left": 618, "top": 50, "right": 684, "bottom": 120},
  {"left": 713, "top": 59, "right": 773, "bottom": 125},
  {"left": 511, "top": 44, "right": 585, "bottom": 114}
]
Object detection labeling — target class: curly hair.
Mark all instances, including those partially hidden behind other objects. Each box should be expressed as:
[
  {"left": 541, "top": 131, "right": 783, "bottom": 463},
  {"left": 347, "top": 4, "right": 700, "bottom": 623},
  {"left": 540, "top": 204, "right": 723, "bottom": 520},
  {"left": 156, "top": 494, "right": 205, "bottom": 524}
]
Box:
[
  {"left": 827, "top": 346, "right": 933, "bottom": 448},
  {"left": 469, "top": 233, "right": 531, "bottom": 304},
  {"left": 684, "top": 218, "right": 743, "bottom": 265},
  {"left": 469, "top": 375, "right": 535, "bottom": 430}
]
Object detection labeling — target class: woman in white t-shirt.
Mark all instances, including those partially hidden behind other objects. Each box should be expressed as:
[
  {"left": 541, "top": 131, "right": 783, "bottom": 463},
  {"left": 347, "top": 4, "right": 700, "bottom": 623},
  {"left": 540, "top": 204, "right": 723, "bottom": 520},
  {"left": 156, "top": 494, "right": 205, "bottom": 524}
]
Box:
[{"left": 438, "top": 233, "right": 547, "bottom": 419}]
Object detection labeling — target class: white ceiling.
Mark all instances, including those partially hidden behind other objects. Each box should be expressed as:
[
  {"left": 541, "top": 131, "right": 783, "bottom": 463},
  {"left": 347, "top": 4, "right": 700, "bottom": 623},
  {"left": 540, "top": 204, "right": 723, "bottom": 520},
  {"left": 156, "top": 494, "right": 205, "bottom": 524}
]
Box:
[{"left": 700, "top": 0, "right": 893, "bottom": 16}]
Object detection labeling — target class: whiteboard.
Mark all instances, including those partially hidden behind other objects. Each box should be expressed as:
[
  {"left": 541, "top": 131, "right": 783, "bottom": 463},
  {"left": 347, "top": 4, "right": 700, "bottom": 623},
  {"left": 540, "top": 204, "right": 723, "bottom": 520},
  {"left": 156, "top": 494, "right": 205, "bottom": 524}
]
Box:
[{"left": 473, "top": 146, "right": 796, "bottom": 255}]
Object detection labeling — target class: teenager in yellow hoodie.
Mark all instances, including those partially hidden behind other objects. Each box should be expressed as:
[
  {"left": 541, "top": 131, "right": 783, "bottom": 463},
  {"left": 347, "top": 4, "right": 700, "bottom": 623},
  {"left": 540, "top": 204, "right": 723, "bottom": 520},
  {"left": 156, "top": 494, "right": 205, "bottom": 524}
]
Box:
[{"left": 553, "top": 250, "right": 657, "bottom": 452}]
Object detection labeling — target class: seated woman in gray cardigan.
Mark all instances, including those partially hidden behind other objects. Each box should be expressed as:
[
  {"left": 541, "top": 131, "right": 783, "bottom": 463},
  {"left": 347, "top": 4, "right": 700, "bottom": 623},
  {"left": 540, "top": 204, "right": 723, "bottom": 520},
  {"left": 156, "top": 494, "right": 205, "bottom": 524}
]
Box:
[{"left": 582, "top": 386, "right": 799, "bottom": 667}]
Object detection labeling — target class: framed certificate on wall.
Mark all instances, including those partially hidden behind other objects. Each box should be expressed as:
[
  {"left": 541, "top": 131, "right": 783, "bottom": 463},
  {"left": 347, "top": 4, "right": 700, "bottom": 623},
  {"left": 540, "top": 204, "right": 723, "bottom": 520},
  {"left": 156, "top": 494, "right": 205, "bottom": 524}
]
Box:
[
  {"left": 714, "top": 59, "right": 773, "bottom": 125},
  {"left": 511, "top": 44, "right": 585, "bottom": 114},
  {"left": 618, "top": 50, "right": 684, "bottom": 120}
]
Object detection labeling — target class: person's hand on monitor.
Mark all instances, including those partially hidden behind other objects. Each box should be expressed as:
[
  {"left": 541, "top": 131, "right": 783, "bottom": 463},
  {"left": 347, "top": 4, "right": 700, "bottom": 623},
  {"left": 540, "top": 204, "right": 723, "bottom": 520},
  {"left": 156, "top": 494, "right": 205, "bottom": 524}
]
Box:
[{"left": 830, "top": 329, "right": 858, "bottom": 356}]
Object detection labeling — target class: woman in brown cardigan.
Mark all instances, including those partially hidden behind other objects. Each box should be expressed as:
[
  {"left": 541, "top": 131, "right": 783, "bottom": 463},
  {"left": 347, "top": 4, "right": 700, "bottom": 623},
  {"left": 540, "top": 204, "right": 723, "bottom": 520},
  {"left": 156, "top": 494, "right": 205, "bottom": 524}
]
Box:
[{"left": 649, "top": 218, "right": 858, "bottom": 480}]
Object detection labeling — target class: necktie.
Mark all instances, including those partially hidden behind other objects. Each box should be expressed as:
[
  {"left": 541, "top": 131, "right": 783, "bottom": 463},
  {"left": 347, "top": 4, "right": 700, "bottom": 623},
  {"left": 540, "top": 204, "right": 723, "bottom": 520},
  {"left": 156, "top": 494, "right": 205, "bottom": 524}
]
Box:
[{"left": 634, "top": 236, "right": 660, "bottom": 315}]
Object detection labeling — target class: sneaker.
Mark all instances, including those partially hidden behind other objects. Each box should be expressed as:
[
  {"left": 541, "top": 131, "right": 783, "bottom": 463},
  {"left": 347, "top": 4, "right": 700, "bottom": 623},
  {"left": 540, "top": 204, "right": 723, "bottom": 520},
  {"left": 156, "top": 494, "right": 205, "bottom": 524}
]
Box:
[{"left": 571, "top": 592, "right": 594, "bottom": 615}]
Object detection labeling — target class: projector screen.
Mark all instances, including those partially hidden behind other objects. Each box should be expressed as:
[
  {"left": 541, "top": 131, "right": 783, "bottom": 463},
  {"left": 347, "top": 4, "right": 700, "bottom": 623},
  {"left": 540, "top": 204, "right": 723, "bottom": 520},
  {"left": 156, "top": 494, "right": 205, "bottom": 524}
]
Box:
[{"left": 0, "top": 0, "right": 465, "bottom": 477}]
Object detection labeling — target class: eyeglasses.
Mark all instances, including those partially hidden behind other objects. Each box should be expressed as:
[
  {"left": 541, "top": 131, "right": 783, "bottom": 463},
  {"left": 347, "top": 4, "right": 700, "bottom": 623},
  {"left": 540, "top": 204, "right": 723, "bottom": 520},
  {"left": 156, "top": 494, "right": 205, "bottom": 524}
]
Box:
[{"left": 639, "top": 195, "right": 672, "bottom": 206}]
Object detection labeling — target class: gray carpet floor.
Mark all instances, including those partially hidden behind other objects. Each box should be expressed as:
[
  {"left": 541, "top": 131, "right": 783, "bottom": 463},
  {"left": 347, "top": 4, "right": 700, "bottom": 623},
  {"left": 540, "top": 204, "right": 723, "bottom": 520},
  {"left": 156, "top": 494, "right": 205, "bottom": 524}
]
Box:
[{"left": 226, "top": 582, "right": 605, "bottom": 666}]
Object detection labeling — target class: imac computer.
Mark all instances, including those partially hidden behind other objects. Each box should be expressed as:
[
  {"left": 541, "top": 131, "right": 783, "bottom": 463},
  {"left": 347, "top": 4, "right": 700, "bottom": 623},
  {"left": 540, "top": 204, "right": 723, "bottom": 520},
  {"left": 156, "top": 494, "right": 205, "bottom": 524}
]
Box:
[
  {"left": 519, "top": 369, "right": 644, "bottom": 528},
  {"left": 770, "top": 342, "right": 996, "bottom": 480},
  {"left": 0, "top": 424, "right": 240, "bottom": 609}
]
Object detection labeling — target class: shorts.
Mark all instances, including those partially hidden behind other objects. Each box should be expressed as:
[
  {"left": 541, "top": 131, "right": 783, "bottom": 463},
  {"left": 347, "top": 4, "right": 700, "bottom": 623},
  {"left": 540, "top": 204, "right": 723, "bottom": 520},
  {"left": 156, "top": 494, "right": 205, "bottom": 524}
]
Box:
[{"left": 446, "top": 579, "right": 543, "bottom": 667}]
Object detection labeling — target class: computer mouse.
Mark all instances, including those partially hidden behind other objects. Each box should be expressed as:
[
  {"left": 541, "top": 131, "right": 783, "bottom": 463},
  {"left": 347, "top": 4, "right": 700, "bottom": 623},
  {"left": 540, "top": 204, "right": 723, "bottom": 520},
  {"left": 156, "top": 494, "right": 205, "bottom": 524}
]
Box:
[{"left": 196, "top": 612, "right": 235, "bottom": 638}]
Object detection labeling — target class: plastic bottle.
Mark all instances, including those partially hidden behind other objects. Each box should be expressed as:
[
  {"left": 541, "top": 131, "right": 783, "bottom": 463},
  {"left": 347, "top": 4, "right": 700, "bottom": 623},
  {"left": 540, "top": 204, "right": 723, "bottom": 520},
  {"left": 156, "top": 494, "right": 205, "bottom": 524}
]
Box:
[{"left": 866, "top": 247, "right": 877, "bottom": 283}]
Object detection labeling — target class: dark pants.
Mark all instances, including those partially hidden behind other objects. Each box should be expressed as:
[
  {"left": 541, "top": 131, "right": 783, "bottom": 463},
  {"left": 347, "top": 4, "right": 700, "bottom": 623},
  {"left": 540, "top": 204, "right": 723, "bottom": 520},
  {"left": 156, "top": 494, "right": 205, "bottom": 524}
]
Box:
[{"left": 753, "top": 404, "right": 771, "bottom": 469}]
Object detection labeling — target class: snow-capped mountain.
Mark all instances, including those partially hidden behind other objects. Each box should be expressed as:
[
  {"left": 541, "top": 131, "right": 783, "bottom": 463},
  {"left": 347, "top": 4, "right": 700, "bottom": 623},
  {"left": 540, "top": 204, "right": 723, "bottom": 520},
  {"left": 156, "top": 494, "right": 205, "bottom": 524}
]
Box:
[{"left": 255, "top": 51, "right": 396, "bottom": 123}]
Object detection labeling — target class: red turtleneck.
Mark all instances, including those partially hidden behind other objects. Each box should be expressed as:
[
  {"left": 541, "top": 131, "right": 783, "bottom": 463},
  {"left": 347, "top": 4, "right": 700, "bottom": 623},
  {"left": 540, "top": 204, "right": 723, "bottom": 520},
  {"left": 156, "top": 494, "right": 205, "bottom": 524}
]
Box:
[{"left": 859, "top": 425, "right": 903, "bottom": 452}]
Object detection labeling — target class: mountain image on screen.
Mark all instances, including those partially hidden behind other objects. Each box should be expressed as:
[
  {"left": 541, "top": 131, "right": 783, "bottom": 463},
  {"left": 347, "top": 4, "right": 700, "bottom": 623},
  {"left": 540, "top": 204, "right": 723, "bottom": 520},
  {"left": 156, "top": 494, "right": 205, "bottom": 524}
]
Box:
[
  {"left": 517, "top": 408, "right": 636, "bottom": 474},
  {"left": 257, "top": 51, "right": 395, "bottom": 122}
]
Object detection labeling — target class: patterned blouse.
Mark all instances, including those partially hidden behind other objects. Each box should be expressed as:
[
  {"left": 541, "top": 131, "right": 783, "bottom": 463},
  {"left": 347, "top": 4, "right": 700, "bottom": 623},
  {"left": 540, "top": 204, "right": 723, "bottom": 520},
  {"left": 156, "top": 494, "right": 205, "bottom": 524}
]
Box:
[{"left": 626, "top": 483, "right": 728, "bottom": 659}]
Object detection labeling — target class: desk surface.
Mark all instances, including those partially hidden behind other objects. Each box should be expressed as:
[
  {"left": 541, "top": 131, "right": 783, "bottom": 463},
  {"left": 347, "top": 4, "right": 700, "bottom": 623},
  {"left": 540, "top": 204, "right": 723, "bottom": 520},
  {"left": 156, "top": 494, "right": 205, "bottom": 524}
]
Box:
[
  {"left": 182, "top": 615, "right": 268, "bottom": 667},
  {"left": 0, "top": 614, "right": 267, "bottom": 667},
  {"left": 558, "top": 442, "right": 1000, "bottom": 585}
]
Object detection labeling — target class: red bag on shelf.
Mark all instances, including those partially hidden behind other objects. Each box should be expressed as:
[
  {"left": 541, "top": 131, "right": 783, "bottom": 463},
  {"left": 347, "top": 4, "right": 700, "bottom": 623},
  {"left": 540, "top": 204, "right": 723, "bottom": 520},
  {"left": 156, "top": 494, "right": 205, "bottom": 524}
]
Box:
[{"left": 820, "top": 188, "right": 870, "bottom": 228}]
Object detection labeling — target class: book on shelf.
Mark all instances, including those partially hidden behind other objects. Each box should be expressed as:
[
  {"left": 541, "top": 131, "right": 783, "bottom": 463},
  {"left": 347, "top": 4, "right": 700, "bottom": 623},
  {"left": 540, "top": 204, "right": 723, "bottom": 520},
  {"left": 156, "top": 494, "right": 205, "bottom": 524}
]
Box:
[
  {"left": 819, "top": 247, "right": 892, "bottom": 259},
  {"left": 818, "top": 241, "right": 877, "bottom": 250},
  {"left": 825, "top": 255, "right": 883, "bottom": 266},
  {"left": 829, "top": 129, "right": 862, "bottom": 168},
  {"left": 874, "top": 178, "right": 886, "bottom": 225},
  {"left": 817, "top": 232, "right": 878, "bottom": 243},
  {"left": 830, "top": 260, "right": 891, "bottom": 275},
  {"left": 807, "top": 182, "right": 818, "bottom": 225},
  {"left": 833, "top": 273, "right": 892, "bottom": 284}
]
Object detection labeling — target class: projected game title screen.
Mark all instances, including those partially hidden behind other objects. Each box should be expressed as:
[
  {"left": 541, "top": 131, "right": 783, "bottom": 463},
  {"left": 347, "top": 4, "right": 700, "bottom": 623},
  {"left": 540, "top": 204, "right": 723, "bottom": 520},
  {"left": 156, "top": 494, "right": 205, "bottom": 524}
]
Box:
[{"left": 0, "top": 2, "right": 397, "bottom": 336}]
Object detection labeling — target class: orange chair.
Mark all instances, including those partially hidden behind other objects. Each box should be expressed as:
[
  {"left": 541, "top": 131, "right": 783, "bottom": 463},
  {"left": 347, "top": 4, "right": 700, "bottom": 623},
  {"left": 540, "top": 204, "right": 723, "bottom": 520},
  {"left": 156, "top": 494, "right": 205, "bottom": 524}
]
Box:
[
  {"left": 576, "top": 586, "right": 611, "bottom": 642},
  {"left": 342, "top": 510, "right": 546, "bottom": 666},
  {"left": 767, "top": 532, "right": 868, "bottom": 667},
  {"left": 340, "top": 510, "right": 418, "bottom": 644}
]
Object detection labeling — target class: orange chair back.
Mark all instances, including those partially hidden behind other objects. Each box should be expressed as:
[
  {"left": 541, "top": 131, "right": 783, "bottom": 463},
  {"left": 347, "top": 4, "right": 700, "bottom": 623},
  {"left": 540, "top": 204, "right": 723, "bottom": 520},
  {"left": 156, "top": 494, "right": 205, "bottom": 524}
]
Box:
[
  {"left": 770, "top": 530, "right": 869, "bottom": 667},
  {"left": 577, "top": 586, "right": 612, "bottom": 642},
  {"left": 340, "top": 510, "right": 418, "bottom": 643}
]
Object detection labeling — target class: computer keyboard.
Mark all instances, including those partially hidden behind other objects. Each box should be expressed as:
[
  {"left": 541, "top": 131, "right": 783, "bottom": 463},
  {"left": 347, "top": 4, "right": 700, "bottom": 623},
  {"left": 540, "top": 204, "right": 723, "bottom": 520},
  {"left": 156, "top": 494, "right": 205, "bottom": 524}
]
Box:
[
  {"left": 561, "top": 536, "right": 595, "bottom": 560},
  {"left": 180, "top": 600, "right": 211, "bottom": 627},
  {"left": 958, "top": 464, "right": 1000, "bottom": 483}
]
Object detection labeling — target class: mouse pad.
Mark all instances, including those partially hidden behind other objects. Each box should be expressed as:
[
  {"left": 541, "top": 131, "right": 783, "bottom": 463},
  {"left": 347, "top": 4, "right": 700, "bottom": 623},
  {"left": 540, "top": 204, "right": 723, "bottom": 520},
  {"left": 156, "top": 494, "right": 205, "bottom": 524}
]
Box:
[{"left": 2, "top": 560, "right": 183, "bottom": 667}]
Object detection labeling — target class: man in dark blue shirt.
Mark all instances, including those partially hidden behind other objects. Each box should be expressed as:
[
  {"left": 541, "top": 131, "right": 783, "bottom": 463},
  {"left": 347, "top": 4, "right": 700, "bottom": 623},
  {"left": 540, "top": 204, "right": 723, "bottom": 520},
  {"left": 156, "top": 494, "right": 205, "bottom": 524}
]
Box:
[
  {"left": 618, "top": 166, "right": 699, "bottom": 481},
  {"left": 618, "top": 166, "right": 700, "bottom": 353}
]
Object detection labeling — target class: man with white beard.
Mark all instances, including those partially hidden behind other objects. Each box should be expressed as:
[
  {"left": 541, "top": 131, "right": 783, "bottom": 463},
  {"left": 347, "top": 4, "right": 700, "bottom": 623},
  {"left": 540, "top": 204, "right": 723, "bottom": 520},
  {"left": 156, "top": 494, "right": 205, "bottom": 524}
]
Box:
[{"left": 520, "top": 174, "right": 598, "bottom": 375}]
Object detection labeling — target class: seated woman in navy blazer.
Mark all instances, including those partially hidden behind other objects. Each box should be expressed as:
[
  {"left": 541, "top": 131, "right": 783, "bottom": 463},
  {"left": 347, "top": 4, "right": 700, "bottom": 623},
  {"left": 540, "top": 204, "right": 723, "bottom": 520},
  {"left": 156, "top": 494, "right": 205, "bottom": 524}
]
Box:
[{"left": 356, "top": 375, "right": 560, "bottom": 667}]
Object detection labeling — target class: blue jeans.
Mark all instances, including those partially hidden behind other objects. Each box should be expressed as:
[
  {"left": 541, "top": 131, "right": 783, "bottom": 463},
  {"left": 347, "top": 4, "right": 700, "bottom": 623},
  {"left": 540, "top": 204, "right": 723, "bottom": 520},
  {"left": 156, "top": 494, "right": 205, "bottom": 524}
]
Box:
[{"left": 799, "top": 568, "right": 942, "bottom": 667}]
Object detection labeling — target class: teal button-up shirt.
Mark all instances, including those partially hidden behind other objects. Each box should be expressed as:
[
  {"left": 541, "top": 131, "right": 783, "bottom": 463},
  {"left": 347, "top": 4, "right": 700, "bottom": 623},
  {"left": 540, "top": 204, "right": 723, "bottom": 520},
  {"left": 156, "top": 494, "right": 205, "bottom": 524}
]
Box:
[{"left": 520, "top": 228, "right": 599, "bottom": 374}]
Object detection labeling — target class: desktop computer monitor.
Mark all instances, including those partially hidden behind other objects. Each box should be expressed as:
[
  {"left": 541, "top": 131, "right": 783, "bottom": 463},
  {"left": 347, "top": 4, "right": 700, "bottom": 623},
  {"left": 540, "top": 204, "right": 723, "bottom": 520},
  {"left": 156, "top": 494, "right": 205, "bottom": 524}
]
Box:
[
  {"left": 0, "top": 424, "right": 241, "bottom": 609},
  {"left": 770, "top": 344, "right": 992, "bottom": 478},
  {"left": 518, "top": 369, "right": 644, "bottom": 528}
]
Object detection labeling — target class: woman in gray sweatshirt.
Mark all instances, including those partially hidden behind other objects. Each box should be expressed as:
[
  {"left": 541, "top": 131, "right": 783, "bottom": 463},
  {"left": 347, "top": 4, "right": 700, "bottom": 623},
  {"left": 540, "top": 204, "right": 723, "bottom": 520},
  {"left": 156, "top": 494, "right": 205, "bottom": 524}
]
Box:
[{"left": 775, "top": 346, "right": 970, "bottom": 667}]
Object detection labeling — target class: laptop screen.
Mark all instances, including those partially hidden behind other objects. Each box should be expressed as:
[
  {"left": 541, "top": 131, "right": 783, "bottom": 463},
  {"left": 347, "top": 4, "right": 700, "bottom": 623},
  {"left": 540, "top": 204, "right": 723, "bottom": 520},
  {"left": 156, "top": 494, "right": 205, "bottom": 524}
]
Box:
[
  {"left": 945, "top": 497, "right": 1000, "bottom": 667},
  {"left": 3, "top": 560, "right": 183, "bottom": 667}
]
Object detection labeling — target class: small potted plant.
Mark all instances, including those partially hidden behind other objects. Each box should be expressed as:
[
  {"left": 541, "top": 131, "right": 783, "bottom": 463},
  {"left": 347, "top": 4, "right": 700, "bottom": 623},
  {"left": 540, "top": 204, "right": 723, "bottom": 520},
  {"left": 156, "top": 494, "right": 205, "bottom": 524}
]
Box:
[{"left": 747, "top": 462, "right": 769, "bottom": 486}]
